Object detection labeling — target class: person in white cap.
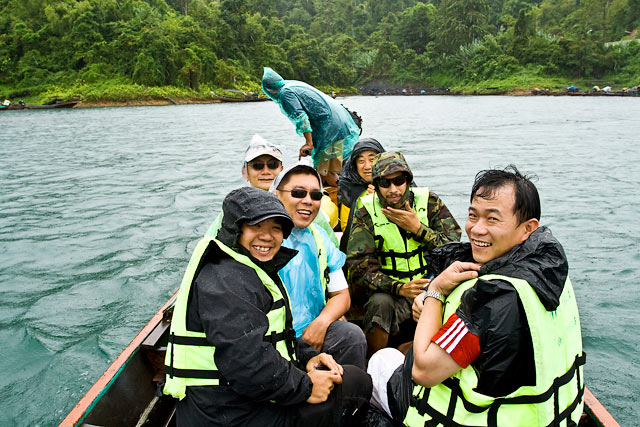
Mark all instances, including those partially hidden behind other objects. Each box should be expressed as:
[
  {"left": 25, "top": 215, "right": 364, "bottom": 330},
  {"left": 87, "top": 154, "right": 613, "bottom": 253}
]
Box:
[
  {"left": 242, "top": 134, "right": 284, "bottom": 191},
  {"left": 205, "top": 135, "right": 284, "bottom": 238},
  {"left": 205, "top": 135, "right": 339, "bottom": 248}
]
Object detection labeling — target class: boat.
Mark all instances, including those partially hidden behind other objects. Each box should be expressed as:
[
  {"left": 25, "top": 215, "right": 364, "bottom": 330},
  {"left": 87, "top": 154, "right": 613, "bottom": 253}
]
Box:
[
  {"left": 0, "top": 101, "right": 79, "bottom": 111},
  {"left": 59, "top": 290, "right": 621, "bottom": 427},
  {"left": 211, "top": 89, "right": 270, "bottom": 102}
]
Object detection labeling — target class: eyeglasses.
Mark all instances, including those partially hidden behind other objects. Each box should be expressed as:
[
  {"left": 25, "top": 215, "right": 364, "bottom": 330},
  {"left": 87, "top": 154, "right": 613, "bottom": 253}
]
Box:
[
  {"left": 278, "top": 188, "right": 323, "bottom": 201},
  {"left": 377, "top": 175, "right": 407, "bottom": 188},
  {"left": 250, "top": 160, "right": 281, "bottom": 171}
]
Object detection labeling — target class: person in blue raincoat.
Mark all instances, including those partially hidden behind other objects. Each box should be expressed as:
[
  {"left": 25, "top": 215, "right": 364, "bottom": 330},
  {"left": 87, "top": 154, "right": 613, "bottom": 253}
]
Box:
[{"left": 261, "top": 67, "right": 360, "bottom": 187}]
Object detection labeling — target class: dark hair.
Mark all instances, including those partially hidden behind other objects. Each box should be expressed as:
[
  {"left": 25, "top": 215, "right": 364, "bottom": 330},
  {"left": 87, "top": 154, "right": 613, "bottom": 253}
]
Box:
[
  {"left": 277, "top": 165, "right": 320, "bottom": 189},
  {"left": 470, "top": 165, "right": 540, "bottom": 224}
]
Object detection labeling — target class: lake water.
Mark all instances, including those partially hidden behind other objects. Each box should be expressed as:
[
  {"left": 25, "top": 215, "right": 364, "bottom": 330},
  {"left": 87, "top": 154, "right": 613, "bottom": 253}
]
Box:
[{"left": 1, "top": 96, "right": 638, "bottom": 425}]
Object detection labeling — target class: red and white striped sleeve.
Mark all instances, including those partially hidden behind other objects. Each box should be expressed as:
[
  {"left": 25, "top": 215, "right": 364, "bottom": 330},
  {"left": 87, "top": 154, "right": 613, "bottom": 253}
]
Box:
[{"left": 431, "top": 313, "right": 481, "bottom": 368}]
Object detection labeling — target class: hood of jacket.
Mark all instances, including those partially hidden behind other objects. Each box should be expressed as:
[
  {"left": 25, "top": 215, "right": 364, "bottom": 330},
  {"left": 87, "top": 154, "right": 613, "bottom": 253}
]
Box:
[
  {"left": 261, "top": 67, "right": 285, "bottom": 101},
  {"left": 426, "top": 226, "right": 568, "bottom": 310},
  {"left": 372, "top": 151, "right": 414, "bottom": 209},
  {"left": 216, "top": 187, "right": 294, "bottom": 251},
  {"left": 337, "top": 137, "right": 385, "bottom": 208}
]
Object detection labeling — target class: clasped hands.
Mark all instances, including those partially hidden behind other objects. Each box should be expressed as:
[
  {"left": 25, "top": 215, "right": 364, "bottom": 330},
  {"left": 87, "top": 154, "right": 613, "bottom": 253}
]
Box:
[{"left": 306, "top": 353, "right": 343, "bottom": 404}]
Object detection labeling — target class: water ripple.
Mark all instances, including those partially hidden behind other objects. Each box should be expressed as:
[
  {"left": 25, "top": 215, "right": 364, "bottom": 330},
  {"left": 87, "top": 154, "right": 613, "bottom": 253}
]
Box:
[{"left": 1, "top": 97, "right": 639, "bottom": 425}]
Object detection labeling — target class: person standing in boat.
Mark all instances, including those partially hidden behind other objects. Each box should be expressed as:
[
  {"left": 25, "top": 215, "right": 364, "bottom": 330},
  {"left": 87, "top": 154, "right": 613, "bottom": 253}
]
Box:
[
  {"left": 164, "top": 187, "right": 372, "bottom": 426},
  {"left": 367, "top": 166, "right": 584, "bottom": 426},
  {"left": 261, "top": 67, "right": 360, "bottom": 188},
  {"left": 271, "top": 164, "right": 367, "bottom": 370},
  {"left": 345, "top": 152, "right": 462, "bottom": 357}
]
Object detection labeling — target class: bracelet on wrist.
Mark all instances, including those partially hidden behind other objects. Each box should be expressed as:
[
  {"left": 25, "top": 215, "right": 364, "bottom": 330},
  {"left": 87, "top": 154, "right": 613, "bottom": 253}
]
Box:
[{"left": 422, "top": 289, "right": 445, "bottom": 304}]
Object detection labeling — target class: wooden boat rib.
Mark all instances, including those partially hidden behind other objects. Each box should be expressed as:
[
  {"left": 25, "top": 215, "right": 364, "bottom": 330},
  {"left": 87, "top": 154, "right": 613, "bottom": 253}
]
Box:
[{"left": 59, "top": 292, "right": 620, "bottom": 427}]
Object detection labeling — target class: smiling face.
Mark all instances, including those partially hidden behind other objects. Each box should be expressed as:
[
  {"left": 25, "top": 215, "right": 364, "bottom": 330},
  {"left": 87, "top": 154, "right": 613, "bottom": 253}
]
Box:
[
  {"left": 276, "top": 173, "right": 321, "bottom": 229},
  {"left": 465, "top": 184, "right": 538, "bottom": 264},
  {"left": 377, "top": 171, "right": 408, "bottom": 206},
  {"left": 238, "top": 218, "right": 283, "bottom": 262},
  {"left": 356, "top": 150, "right": 378, "bottom": 183},
  {"left": 244, "top": 155, "right": 283, "bottom": 190}
]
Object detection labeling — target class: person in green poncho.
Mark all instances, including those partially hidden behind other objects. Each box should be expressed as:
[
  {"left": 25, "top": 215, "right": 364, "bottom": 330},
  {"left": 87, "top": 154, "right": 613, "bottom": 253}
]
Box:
[{"left": 261, "top": 67, "right": 360, "bottom": 187}]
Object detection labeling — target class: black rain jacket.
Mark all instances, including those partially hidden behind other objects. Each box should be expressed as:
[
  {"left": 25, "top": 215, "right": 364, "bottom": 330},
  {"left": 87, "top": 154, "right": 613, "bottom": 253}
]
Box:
[
  {"left": 425, "top": 226, "right": 569, "bottom": 396},
  {"left": 179, "top": 188, "right": 319, "bottom": 426}
]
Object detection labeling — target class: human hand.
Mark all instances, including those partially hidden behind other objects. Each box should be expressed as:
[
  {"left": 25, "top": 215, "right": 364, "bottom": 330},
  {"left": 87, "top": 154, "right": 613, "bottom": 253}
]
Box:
[
  {"left": 412, "top": 291, "right": 427, "bottom": 321},
  {"left": 306, "top": 353, "right": 343, "bottom": 375},
  {"left": 366, "top": 184, "right": 375, "bottom": 194},
  {"left": 398, "top": 278, "right": 430, "bottom": 300},
  {"left": 299, "top": 142, "right": 313, "bottom": 159},
  {"left": 302, "top": 318, "right": 330, "bottom": 352},
  {"left": 429, "top": 261, "right": 481, "bottom": 296},
  {"left": 306, "top": 369, "right": 342, "bottom": 404},
  {"left": 381, "top": 201, "right": 421, "bottom": 234}
]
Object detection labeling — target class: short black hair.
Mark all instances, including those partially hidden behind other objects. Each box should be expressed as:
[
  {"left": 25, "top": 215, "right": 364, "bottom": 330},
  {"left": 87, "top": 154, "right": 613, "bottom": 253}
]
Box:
[
  {"left": 277, "top": 165, "right": 321, "bottom": 189},
  {"left": 470, "top": 165, "right": 540, "bottom": 224}
]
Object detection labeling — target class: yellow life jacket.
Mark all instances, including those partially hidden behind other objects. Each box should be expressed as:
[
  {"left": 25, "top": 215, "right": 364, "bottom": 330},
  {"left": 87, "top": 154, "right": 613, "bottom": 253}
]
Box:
[
  {"left": 163, "top": 238, "right": 296, "bottom": 400},
  {"left": 339, "top": 188, "right": 368, "bottom": 232},
  {"left": 360, "top": 187, "right": 431, "bottom": 283},
  {"left": 404, "top": 274, "right": 585, "bottom": 426}
]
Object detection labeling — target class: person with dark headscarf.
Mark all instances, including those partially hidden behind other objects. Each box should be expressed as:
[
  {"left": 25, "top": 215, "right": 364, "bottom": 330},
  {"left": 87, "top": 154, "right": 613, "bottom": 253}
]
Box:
[
  {"left": 337, "top": 138, "right": 385, "bottom": 248},
  {"left": 163, "top": 187, "right": 371, "bottom": 426}
]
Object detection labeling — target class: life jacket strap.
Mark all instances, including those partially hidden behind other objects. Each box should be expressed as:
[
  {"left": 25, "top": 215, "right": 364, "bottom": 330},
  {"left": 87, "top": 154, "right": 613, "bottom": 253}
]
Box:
[
  {"left": 411, "top": 352, "right": 586, "bottom": 427},
  {"left": 163, "top": 365, "right": 229, "bottom": 385}
]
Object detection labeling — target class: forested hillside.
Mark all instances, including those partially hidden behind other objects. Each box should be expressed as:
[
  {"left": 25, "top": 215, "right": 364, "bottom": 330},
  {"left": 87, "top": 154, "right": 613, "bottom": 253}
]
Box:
[{"left": 1, "top": 0, "right": 639, "bottom": 101}]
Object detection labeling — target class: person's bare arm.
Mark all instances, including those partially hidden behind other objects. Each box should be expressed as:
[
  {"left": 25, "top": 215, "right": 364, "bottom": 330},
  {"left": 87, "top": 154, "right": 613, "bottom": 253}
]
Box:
[
  {"left": 302, "top": 289, "right": 350, "bottom": 351},
  {"left": 412, "top": 262, "right": 481, "bottom": 387},
  {"left": 299, "top": 132, "right": 314, "bottom": 159}
]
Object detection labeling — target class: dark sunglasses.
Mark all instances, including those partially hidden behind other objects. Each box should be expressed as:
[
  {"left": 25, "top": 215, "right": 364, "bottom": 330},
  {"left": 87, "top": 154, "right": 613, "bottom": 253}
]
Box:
[
  {"left": 250, "top": 160, "right": 281, "bottom": 171},
  {"left": 377, "top": 175, "right": 407, "bottom": 188},
  {"left": 278, "top": 188, "right": 323, "bottom": 201}
]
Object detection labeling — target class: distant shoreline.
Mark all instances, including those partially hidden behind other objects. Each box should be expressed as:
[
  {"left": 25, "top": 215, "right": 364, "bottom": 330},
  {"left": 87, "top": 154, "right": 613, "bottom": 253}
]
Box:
[{"left": 73, "top": 88, "right": 638, "bottom": 108}]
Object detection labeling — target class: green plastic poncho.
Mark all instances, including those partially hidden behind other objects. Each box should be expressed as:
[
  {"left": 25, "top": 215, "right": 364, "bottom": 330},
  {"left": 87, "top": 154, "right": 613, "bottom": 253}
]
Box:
[{"left": 261, "top": 67, "right": 359, "bottom": 168}]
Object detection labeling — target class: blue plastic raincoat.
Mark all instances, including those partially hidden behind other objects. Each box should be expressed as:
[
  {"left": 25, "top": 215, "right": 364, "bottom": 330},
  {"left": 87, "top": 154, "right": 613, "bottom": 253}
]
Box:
[
  {"left": 261, "top": 67, "right": 359, "bottom": 168},
  {"left": 279, "top": 226, "right": 346, "bottom": 336}
]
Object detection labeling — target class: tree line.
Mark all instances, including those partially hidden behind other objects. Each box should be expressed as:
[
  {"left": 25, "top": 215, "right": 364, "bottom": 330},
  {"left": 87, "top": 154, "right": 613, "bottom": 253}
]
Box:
[{"left": 1, "top": 0, "right": 639, "bottom": 98}]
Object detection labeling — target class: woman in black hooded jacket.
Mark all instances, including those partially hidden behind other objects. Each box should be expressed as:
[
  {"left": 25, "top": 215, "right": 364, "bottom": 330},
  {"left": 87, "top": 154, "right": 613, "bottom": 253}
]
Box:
[
  {"left": 337, "top": 138, "right": 385, "bottom": 251},
  {"left": 172, "top": 187, "right": 372, "bottom": 426}
]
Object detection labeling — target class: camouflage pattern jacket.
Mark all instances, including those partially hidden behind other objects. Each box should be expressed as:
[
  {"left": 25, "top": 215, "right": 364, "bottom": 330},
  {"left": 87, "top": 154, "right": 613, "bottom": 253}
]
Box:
[{"left": 345, "top": 190, "right": 461, "bottom": 298}]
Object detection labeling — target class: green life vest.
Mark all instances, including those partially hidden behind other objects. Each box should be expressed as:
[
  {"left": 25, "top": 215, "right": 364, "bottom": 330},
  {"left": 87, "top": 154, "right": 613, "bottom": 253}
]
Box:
[
  {"left": 404, "top": 274, "right": 585, "bottom": 427},
  {"left": 308, "top": 224, "right": 329, "bottom": 294},
  {"left": 163, "top": 237, "right": 297, "bottom": 400},
  {"left": 360, "top": 187, "right": 431, "bottom": 283}
]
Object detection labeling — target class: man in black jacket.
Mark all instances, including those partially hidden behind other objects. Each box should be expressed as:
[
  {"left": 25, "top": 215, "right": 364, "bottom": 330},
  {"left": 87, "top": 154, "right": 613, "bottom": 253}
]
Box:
[
  {"left": 164, "top": 187, "right": 371, "bottom": 426},
  {"left": 367, "top": 166, "right": 584, "bottom": 426}
]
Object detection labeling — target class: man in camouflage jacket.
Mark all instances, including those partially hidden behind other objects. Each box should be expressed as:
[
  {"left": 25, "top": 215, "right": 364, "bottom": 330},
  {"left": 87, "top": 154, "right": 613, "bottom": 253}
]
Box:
[{"left": 345, "top": 152, "right": 461, "bottom": 356}]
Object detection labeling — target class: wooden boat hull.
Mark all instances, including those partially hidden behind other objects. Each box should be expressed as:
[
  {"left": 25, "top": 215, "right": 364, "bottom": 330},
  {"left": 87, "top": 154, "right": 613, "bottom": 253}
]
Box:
[
  {"left": 1, "top": 101, "right": 79, "bottom": 111},
  {"left": 212, "top": 95, "right": 270, "bottom": 102},
  {"left": 60, "top": 293, "right": 620, "bottom": 427}
]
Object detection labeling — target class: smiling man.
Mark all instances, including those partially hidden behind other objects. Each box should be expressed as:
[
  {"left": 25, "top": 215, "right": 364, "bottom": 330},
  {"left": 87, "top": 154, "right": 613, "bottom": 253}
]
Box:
[
  {"left": 368, "top": 165, "right": 584, "bottom": 426},
  {"left": 346, "top": 152, "right": 461, "bottom": 357},
  {"left": 272, "top": 164, "right": 367, "bottom": 369},
  {"left": 241, "top": 134, "right": 284, "bottom": 190}
]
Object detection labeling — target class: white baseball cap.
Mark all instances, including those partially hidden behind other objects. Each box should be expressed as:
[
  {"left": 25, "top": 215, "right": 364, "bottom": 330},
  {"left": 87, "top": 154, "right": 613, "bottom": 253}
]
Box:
[{"left": 244, "top": 134, "right": 283, "bottom": 163}]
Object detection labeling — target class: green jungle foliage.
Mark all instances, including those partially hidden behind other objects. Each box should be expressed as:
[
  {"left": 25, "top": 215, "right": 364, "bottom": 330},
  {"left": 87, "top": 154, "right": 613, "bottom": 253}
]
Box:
[{"left": 1, "top": 0, "right": 639, "bottom": 101}]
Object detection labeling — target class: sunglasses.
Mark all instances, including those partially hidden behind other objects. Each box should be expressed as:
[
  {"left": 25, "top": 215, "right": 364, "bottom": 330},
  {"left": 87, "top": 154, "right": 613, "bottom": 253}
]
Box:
[
  {"left": 278, "top": 188, "right": 323, "bottom": 201},
  {"left": 250, "top": 160, "right": 281, "bottom": 171},
  {"left": 377, "top": 175, "right": 407, "bottom": 188}
]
